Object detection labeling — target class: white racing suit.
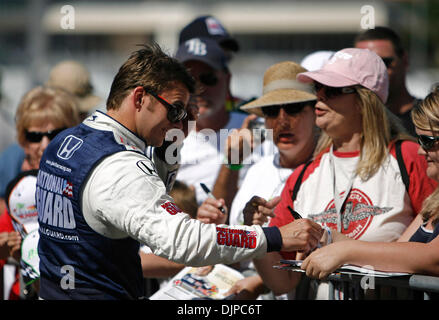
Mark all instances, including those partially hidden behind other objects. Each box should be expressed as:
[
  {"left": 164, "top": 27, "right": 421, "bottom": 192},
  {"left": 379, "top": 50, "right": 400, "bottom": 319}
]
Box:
[{"left": 37, "top": 111, "right": 281, "bottom": 299}]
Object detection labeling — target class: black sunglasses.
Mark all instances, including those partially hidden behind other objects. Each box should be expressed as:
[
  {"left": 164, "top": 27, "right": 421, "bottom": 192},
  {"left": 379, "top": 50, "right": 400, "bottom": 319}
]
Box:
[
  {"left": 261, "top": 101, "right": 316, "bottom": 118},
  {"left": 381, "top": 57, "right": 395, "bottom": 68},
  {"left": 418, "top": 134, "right": 439, "bottom": 151},
  {"left": 314, "top": 82, "right": 356, "bottom": 100},
  {"left": 25, "top": 127, "right": 66, "bottom": 143},
  {"left": 198, "top": 72, "right": 218, "bottom": 87},
  {"left": 144, "top": 89, "right": 187, "bottom": 123}
]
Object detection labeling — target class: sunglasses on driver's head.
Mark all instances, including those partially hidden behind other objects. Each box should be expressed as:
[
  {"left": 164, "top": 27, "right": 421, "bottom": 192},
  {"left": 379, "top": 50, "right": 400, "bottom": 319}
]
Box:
[
  {"left": 418, "top": 134, "right": 439, "bottom": 151},
  {"left": 261, "top": 100, "right": 316, "bottom": 118},
  {"left": 25, "top": 128, "right": 66, "bottom": 143},
  {"left": 144, "top": 88, "right": 187, "bottom": 123},
  {"left": 314, "top": 82, "right": 356, "bottom": 100}
]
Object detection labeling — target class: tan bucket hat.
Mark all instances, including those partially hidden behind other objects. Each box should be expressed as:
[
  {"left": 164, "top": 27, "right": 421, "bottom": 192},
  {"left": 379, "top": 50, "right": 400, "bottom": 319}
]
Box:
[
  {"left": 46, "top": 60, "right": 101, "bottom": 113},
  {"left": 240, "top": 61, "right": 316, "bottom": 117}
]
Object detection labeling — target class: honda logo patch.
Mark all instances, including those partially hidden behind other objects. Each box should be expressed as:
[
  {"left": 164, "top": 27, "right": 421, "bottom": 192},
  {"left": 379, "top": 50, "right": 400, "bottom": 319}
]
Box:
[{"left": 57, "top": 135, "right": 83, "bottom": 160}]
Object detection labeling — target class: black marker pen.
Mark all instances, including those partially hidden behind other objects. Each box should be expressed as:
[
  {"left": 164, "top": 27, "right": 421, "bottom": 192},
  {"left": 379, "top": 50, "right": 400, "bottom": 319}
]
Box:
[
  {"left": 200, "top": 183, "right": 226, "bottom": 214},
  {"left": 287, "top": 205, "right": 302, "bottom": 220}
]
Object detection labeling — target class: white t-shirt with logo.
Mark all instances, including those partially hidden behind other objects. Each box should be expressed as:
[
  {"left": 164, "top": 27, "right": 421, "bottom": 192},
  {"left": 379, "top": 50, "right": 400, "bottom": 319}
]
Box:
[
  {"left": 270, "top": 142, "right": 436, "bottom": 299},
  {"left": 271, "top": 142, "right": 436, "bottom": 248}
]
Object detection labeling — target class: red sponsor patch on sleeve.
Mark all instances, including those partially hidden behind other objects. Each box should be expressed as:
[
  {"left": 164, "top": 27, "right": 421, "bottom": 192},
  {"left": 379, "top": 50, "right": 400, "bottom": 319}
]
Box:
[
  {"left": 161, "top": 201, "right": 182, "bottom": 215},
  {"left": 216, "top": 227, "right": 257, "bottom": 249}
]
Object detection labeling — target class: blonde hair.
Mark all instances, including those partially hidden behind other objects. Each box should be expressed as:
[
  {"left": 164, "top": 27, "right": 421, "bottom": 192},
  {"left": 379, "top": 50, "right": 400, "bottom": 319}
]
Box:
[
  {"left": 412, "top": 87, "right": 439, "bottom": 133},
  {"left": 412, "top": 87, "right": 439, "bottom": 225},
  {"left": 314, "top": 87, "right": 413, "bottom": 180},
  {"left": 15, "top": 86, "right": 81, "bottom": 146}
]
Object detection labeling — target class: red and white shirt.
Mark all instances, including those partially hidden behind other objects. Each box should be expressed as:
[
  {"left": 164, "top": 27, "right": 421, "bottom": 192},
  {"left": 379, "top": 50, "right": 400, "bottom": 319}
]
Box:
[{"left": 270, "top": 140, "right": 437, "bottom": 259}]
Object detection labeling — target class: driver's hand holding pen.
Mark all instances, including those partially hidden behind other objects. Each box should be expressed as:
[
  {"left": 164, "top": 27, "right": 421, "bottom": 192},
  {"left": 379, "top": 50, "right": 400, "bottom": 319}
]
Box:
[
  {"left": 242, "top": 195, "right": 323, "bottom": 253},
  {"left": 197, "top": 183, "right": 228, "bottom": 225}
]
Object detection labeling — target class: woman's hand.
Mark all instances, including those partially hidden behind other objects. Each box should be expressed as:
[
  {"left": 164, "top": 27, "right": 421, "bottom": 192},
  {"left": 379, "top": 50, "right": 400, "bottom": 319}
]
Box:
[{"left": 301, "top": 242, "right": 348, "bottom": 280}]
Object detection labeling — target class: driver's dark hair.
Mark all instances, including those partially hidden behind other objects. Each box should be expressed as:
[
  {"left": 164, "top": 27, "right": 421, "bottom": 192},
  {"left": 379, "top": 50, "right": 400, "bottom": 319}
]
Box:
[{"left": 107, "top": 42, "right": 195, "bottom": 110}]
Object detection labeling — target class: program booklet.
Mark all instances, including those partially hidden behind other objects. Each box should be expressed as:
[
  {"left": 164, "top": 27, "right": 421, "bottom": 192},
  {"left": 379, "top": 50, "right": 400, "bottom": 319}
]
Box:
[
  {"left": 274, "top": 260, "right": 411, "bottom": 278},
  {"left": 149, "top": 264, "right": 244, "bottom": 300}
]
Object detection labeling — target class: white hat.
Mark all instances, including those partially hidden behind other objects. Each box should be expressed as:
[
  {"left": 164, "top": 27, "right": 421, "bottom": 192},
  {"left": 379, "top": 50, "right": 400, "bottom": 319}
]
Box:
[
  {"left": 6, "top": 171, "right": 39, "bottom": 235},
  {"left": 300, "top": 50, "right": 335, "bottom": 72}
]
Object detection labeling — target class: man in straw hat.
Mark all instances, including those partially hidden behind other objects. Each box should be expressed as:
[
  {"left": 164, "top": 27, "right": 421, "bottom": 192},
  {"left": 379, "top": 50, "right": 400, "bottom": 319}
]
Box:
[
  {"left": 46, "top": 60, "right": 101, "bottom": 120},
  {"left": 199, "top": 61, "right": 320, "bottom": 299}
]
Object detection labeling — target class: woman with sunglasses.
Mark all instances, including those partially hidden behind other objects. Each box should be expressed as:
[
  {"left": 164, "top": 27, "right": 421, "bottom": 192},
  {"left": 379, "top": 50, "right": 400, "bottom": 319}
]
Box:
[
  {"left": 300, "top": 87, "right": 439, "bottom": 281},
  {"left": 251, "top": 48, "right": 436, "bottom": 298},
  {"left": 15, "top": 86, "right": 81, "bottom": 170},
  {"left": 0, "top": 86, "right": 80, "bottom": 299}
]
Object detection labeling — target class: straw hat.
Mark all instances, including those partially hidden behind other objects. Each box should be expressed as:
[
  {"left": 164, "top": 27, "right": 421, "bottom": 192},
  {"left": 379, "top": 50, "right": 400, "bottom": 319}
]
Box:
[
  {"left": 240, "top": 61, "right": 316, "bottom": 117},
  {"left": 46, "top": 60, "right": 101, "bottom": 113}
]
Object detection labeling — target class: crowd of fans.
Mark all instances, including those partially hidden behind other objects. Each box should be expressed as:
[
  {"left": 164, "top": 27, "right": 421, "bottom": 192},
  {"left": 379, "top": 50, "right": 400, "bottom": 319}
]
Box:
[{"left": 0, "top": 15, "right": 438, "bottom": 300}]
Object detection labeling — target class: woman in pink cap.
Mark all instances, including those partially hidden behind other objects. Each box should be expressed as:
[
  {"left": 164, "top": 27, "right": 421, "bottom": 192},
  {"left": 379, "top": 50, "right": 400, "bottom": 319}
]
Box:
[
  {"left": 251, "top": 48, "right": 436, "bottom": 298},
  {"left": 301, "top": 87, "right": 439, "bottom": 281}
]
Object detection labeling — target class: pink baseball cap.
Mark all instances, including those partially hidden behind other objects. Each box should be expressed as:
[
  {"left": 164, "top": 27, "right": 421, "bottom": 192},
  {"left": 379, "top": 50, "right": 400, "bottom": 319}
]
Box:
[{"left": 297, "top": 48, "right": 389, "bottom": 103}]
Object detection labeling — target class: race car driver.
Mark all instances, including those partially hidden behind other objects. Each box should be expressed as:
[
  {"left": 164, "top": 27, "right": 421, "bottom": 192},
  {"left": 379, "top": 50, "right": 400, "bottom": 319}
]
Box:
[{"left": 36, "top": 43, "right": 323, "bottom": 299}]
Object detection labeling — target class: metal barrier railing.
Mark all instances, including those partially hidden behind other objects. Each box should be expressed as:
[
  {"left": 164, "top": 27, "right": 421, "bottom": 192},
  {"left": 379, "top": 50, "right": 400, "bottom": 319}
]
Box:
[
  {"left": 294, "top": 273, "right": 439, "bottom": 300},
  {"left": 323, "top": 274, "right": 439, "bottom": 300},
  {"left": 5, "top": 264, "right": 437, "bottom": 300}
]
